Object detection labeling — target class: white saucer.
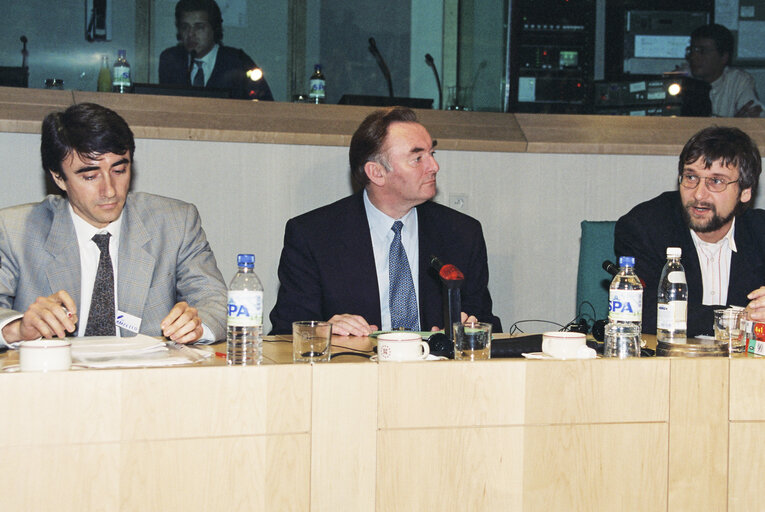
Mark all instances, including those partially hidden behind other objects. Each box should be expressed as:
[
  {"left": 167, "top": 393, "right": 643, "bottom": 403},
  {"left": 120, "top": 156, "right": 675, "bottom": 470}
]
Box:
[
  {"left": 522, "top": 352, "right": 597, "bottom": 360},
  {"left": 2, "top": 364, "right": 87, "bottom": 372},
  {"left": 370, "top": 354, "right": 446, "bottom": 362}
]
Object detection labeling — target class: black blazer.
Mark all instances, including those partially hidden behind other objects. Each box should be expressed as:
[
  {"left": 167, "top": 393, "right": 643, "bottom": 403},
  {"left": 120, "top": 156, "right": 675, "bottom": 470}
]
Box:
[
  {"left": 158, "top": 44, "right": 273, "bottom": 101},
  {"left": 615, "top": 191, "right": 765, "bottom": 336},
  {"left": 269, "top": 192, "right": 502, "bottom": 334}
]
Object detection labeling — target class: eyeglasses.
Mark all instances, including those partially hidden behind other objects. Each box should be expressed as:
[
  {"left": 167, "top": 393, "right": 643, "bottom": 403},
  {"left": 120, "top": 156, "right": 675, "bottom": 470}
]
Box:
[
  {"left": 679, "top": 174, "right": 739, "bottom": 192},
  {"left": 685, "top": 45, "right": 718, "bottom": 57}
]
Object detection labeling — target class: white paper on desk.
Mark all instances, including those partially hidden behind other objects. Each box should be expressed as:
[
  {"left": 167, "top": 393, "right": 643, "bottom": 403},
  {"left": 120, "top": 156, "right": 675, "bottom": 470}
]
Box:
[
  {"left": 70, "top": 334, "right": 211, "bottom": 368},
  {"left": 71, "top": 334, "right": 168, "bottom": 360}
]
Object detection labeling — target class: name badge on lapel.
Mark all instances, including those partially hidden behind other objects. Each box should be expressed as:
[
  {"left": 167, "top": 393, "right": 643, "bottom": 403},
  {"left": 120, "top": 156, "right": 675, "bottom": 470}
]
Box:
[{"left": 116, "top": 310, "right": 142, "bottom": 333}]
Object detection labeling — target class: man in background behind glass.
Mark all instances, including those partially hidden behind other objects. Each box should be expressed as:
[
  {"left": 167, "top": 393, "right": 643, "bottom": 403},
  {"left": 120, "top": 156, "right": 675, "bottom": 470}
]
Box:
[
  {"left": 686, "top": 23, "right": 763, "bottom": 117},
  {"left": 159, "top": 0, "right": 273, "bottom": 101}
]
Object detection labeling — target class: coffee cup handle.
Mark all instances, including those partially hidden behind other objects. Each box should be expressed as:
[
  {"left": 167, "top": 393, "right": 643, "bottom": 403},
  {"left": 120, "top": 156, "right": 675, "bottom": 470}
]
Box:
[{"left": 420, "top": 341, "right": 430, "bottom": 359}]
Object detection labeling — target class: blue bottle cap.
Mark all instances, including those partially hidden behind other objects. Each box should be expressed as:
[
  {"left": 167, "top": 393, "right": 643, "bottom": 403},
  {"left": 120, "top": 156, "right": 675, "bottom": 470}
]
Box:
[
  {"left": 237, "top": 254, "right": 255, "bottom": 267},
  {"left": 619, "top": 256, "right": 635, "bottom": 267}
]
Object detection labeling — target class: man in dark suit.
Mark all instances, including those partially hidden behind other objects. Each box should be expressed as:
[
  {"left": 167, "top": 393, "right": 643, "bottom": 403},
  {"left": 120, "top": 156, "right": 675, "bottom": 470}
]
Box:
[
  {"left": 615, "top": 126, "right": 765, "bottom": 336},
  {"left": 269, "top": 107, "right": 501, "bottom": 336},
  {"left": 158, "top": 0, "right": 273, "bottom": 101}
]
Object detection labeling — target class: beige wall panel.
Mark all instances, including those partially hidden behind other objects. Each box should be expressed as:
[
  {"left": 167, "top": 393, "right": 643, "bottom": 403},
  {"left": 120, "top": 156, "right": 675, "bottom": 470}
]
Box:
[
  {"left": 523, "top": 359, "right": 670, "bottom": 424},
  {"left": 0, "top": 443, "right": 120, "bottom": 511},
  {"left": 311, "top": 363, "right": 377, "bottom": 511},
  {"left": 523, "top": 423, "right": 668, "bottom": 511},
  {"left": 378, "top": 361, "right": 527, "bottom": 428},
  {"left": 377, "top": 427, "right": 525, "bottom": 511},
  {"left": 0, "top": 371, "right": 121, "bottom": 447},
  {"left": 121, "top": 435, "right": 309, "bottom": 511},
  {"left": 121, "top": 366, "right": 311, "bottom": 440},
  {"left": 729, "top": 422, "right": 765, "bottom": 511},
  {"left": 730, "top": 358, "right": 765, "bottom": 421},
  {"left": 668, "top": 359, "right": 728, "bottom": 512}
]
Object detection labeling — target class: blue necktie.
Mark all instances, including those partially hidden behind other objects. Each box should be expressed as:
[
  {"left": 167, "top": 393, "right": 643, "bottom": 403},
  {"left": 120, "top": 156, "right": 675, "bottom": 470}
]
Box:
[
  {"left": 192, "top": 60, "right": 205, "bottom": 87},
  {"left": 389, "top": 221, "right": 419, "bottom": 330},
  {"left": 84, "top": 233, "right": 116, "bottom": 336}
]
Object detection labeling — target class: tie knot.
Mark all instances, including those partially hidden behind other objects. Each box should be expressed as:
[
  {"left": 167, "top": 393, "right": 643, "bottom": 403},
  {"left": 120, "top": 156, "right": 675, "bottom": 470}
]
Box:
[
  {"left": 391, "top": 220, "right": 403, "bottom": 235},
  {"left": 195, "top": 59, "right": 204, "bottom": 68},
  {"left": 92, "top": 233, "right": 111, "bottom": 252}
]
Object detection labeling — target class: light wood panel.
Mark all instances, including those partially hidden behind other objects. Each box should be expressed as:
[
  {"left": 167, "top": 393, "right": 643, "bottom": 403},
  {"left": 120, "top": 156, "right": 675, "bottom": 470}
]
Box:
[
  {"left": 377, "top": 426, "right": 524, "bottom": 511},
  {"left": 522, "top": 423, "right": 668, "bottom": 511},
  {"left": 668, "top": 358, "right": 729, "bottom": 512},
  {"left": 0, "top": 371, "right": 122, "bottom": 447},
  {"left": 729, "top": 422, "right": 765, "bottom": 512},
  {"left": 120, "top": 435, "right": 309, "bottom": 511},
  {"left": 311, "top": 363, "right": 377, "bottom": 512},
  {"left": 523, "top": 358, "right": 669, "bottom": 424},
  {"left": 120, "top": 365, "right": 310, "bottom": 440},
  {"left": 730, "top": 358, "right": 765, "bottom": 421},
  {"left": 377, "top": 360, "right": 527, "bottom": 428},
  {"left": 0, "top": 443, "right": 119, "bottom": 511}
]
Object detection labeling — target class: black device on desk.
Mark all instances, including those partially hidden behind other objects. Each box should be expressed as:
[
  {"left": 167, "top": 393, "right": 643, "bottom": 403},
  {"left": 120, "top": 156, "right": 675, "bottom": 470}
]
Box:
[
  {"left": 338, "top": 95, "right": 433, "bottom": 109},
  {"left": 132, "top": 83, "right": 232, "bottom": 98}
]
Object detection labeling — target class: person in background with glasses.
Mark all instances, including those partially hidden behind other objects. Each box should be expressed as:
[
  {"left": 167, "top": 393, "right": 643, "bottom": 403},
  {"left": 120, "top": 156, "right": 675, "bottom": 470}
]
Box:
[
  {"left": 685, "top": 23, "right": 763, "bottom": 118},
  {"left": 615, "top": 126, "right": 764, "bottom": 336}
]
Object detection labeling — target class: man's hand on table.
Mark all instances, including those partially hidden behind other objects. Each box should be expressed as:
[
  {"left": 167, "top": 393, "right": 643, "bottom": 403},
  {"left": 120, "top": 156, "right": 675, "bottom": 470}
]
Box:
[
  {"left": 161, "top": 301, "right": 203, "bottom": 343},
  {"left": 328, "top": 314, "right": 378, "bottom": 336},
  {"left": 2, "top": 290, "right": 78, "bottom": 343}
]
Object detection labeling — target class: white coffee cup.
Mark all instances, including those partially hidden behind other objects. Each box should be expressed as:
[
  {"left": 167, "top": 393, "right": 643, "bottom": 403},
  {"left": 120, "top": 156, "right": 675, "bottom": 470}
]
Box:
[
  {"left": 542, "top": 331, "right": 594, "bottom": 359},
  {"left": 19, "top": 339, "right": 72, "bottom": 372},
  {"left": 377, "top": 332, "right": 430, "bottom": 362}
]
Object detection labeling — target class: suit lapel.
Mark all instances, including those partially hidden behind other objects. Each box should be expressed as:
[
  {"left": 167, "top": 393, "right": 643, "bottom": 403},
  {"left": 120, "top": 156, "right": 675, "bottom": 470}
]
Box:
[
  {"left": 117, "top": 198, "right": 156, "bottom": 319},
  {"left": 43, "top": 201, "right": 82, "bottom": 304},
  {"left": 341, "top": 193, "right": 381, "bottom": 326},
  {"left": 415, "top": 202, "right": 443, "bottom": 329}
]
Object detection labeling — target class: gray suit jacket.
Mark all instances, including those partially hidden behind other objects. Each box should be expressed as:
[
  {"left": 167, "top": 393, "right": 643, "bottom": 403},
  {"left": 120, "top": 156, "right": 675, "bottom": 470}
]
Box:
[{"left": 0, "top": 193, "right": 227, "bottom": 340}]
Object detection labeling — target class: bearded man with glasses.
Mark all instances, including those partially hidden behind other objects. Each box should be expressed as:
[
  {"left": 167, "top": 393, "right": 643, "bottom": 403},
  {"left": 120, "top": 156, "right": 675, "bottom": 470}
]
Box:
[{"left": 615, "top": 126, "right": 764, "bottom": 336}]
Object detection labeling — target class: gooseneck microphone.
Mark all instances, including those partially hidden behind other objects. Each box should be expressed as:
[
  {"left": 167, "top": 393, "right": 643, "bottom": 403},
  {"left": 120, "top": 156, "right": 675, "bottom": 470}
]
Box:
[
  {"left": 602, "top": 260, "right": 619, "bottom": 277},
  {"left": 20, "top": 36, "right": 28, "bottom": 69},
  {"left": 368, "top": 37, "right": 394, "bottom": 98},
  {"left": 430, "top": 255, "right": 464, "bottom": 342},
  {"left": 424, "top": 53, "right": 442, "bottom": 110}
]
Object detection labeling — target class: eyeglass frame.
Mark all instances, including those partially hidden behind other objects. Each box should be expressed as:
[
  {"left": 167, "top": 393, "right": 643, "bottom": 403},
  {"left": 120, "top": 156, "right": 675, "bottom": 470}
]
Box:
[{"left": 678, "top": 173, "right": 740, "bottom": 193}]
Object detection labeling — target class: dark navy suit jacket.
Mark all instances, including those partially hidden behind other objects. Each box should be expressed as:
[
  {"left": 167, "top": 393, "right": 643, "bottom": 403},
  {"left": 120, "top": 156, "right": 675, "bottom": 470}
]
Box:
[
  {"left": 159, "top": 44, "right": 273, "bottom": 101},
  {"left": 269, "top": 192, "right": 502, "bottom": 334},
  {"left": 615, "top": 190, "right": 765, "bottom": 336}
]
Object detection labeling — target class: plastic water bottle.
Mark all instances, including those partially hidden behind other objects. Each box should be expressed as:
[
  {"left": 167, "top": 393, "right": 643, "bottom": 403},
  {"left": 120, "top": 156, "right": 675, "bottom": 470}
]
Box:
[
  {"left": 608, "top": 256, "right": 643, "bottom": 331},
  {"left": 226, "top": 254, "right": 264, "bottom": 365},
  {"left": 112, "top": 49, "right": 132, "bottom": 93},
  {"left": 657, "top": 247, "right": 688, "bottom": 342},
  {"left": 309, "top": 64, "right": 325, "bottom": 104}
]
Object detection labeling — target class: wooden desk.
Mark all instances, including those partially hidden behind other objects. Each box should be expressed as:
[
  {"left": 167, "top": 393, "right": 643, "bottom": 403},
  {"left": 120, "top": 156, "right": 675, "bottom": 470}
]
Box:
[{"left": 0, "top": 337, "right": 763, "bottom": 511}]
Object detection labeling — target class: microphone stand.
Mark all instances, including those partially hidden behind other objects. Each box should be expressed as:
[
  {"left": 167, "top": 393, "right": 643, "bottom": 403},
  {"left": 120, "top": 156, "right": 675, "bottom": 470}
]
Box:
[
  {"left": 425, "top": 53, "right": 442, "bottom": 110},
  {"left": 368, "top": 38, "right": 394, "bottom": 98},
  {"left": 429, "top": 255, "right": 464, "bottom": 341}
]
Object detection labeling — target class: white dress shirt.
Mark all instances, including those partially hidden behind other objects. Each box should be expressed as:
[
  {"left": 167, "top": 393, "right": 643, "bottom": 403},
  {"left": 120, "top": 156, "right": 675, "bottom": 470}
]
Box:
[
  {"left": 709, "top": 67, "right": 764, "bottom": 118},
  {"left": 69, "top": 203, "right": 122, "bottom": 336},
  {"left": 191, "top": 44, "right": 219, "bottom": 87},
  {"left": 363, "top": 189, "right": 421, "bottom": 330},
  {"left": 690, "top": 219, "right": 736, "bottom": 306}
]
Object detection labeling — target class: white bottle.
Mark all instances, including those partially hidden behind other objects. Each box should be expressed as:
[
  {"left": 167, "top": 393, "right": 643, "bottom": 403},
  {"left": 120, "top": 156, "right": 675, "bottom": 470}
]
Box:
[
  {"left": 112, "top": 49, "right": 132, "bottom": 93},
  {"left": 226, "top": 254, "right": 264, "bottom": 365},
  {"left": 657, "top": 247, "right": 688, "bottom": 342},
  {"left": 608, "top": 256, "right": 643, "bottom": 331}
]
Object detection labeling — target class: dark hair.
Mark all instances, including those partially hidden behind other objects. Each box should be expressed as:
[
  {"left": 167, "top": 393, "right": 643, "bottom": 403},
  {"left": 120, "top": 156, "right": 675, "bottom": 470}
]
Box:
[
  {"left": 175, "top": 0, "right": 223, "bottom": 43},
  {"left": 41, "top": 103, "right": 135, "bottom": 179},
  {"left": 678, "top": 126, "right": 761, "bottom": 207},
  {"left": 349, "top": 106, "right": 419, "bottom": 186},
  {"left": 691, "top": 23, "right": 735, "bottom": 58}
]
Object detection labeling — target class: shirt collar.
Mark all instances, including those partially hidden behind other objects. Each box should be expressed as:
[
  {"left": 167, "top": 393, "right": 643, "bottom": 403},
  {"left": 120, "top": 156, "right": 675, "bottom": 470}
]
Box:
[
  {"left": 194, "top": 44, "right": 219, "bottom": 67},
  {"left": 68, "top": 202, "right": 123, "bottom": 248},
  {"left": 363, "top": 189, "right": 416, "bottom": 238},
  {"left": 690, "top": 217, "right": 737, "bottom": 253}
]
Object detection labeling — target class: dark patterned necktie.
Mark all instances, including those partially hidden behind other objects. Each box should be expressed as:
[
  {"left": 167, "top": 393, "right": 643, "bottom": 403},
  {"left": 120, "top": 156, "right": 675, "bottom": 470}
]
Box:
[
  {"left": 193, "top": 60, "right": 205, "bottom": 87},
  {"left": 84, "top": 233, "right": 116, "bottom": 336},
  {"left": 388, "top": 221, "right": 419, "bottom": 330}
]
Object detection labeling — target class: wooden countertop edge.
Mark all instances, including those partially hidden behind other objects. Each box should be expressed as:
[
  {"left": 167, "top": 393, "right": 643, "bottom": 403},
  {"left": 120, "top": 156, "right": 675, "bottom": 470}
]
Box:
[{"left": 0, "top": 87, "right": 763, "bottom": 155}]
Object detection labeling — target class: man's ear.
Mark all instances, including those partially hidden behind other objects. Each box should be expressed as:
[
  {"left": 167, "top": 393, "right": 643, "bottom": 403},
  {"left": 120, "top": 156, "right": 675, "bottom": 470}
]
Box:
[
  {"left": 741, "top": 187, "right": 752, "bottom": 204},
  {"left": 364, "top": 161, "right": 386, "bottom": 187},
  {"left": 50, "top": 170, "right": 67, "bottom": 192}
]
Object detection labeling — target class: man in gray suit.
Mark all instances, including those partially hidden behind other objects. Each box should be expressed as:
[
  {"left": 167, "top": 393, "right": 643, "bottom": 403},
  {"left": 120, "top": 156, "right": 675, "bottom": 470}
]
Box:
[{"left": 0, "top": 102, "right": 227, "bottom": 346}]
